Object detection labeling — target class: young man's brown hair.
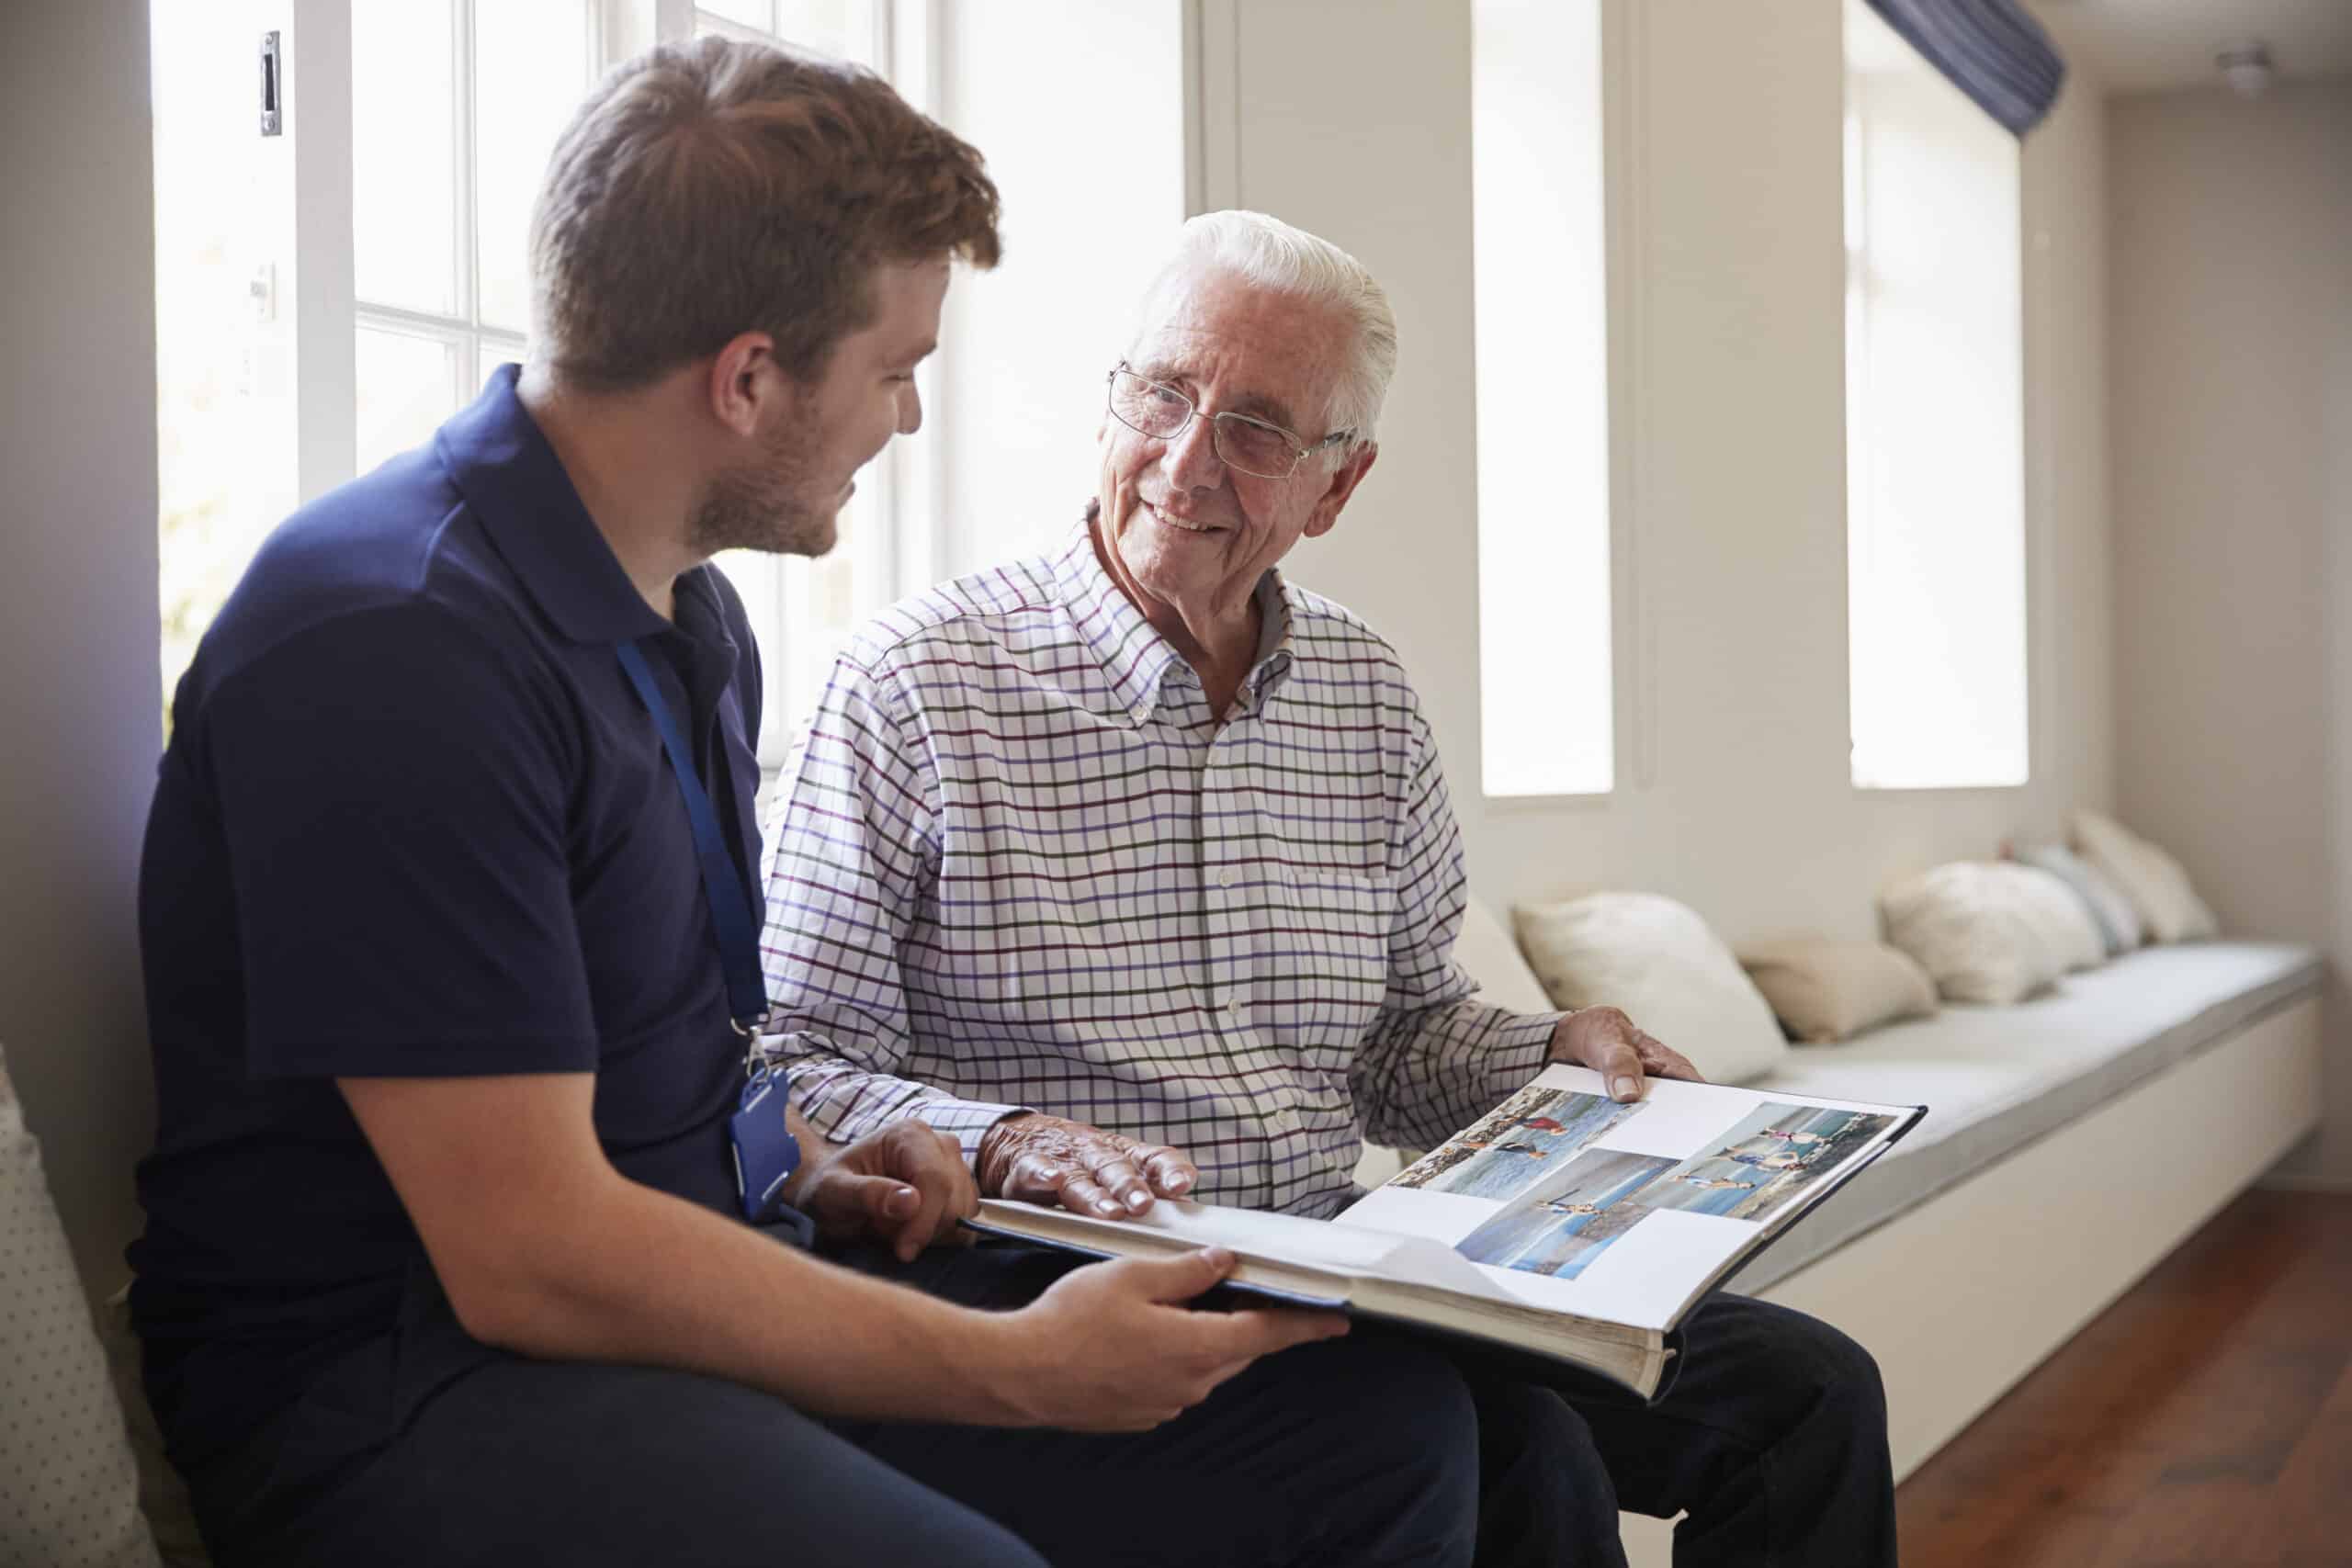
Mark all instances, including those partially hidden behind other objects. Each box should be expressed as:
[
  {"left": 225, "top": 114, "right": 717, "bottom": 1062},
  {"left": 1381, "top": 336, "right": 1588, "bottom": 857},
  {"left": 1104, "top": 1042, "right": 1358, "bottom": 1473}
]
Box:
[{"left": 529, "top": 37, "right": 1001, "bottom": 390}]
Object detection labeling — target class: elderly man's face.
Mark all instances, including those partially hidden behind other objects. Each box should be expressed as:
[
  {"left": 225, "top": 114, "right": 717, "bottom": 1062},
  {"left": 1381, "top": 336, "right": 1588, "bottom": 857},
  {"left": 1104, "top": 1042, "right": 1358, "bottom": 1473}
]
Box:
[{"left": 1098, "top": 269, "right": 1374, "bottom": 629}]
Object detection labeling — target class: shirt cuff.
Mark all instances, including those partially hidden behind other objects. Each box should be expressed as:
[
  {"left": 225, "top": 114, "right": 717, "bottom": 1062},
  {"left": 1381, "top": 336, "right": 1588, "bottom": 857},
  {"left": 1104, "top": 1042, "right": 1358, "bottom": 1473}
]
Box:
[
  {"left": 799, "top": 1088, "right": 1029, "bottom": 1168},
  {"left": 1481, "top": 1008, "right": 1565, "bottom": 1100},
  {"left": 899, "top": 1097, "right": 1034, "bottom": 1167}
]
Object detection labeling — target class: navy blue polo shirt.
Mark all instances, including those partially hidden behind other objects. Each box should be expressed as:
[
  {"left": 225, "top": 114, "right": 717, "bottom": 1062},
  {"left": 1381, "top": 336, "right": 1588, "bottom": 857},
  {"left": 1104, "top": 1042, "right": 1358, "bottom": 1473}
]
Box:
[{"left": 131, "top": 366, "right": 774, "bottom": 1456}]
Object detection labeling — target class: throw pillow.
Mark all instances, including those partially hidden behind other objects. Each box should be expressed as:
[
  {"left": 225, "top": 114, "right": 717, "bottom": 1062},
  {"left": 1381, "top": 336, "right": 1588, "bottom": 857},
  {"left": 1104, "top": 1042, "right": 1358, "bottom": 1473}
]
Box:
[
  {"left": 1736, "top": 938, "right": 1939, "bottom": 1044},
  {"left": 1999, "top": 863, "right": 2109, "bottom": 974},
  {"left": 1880, "top": 863, "right": 2061, "bottom": 1005},
  {"left": 2073, "top": 809, "right": 2220, "bottom": 944},
  {"left": 2018, "top": 842, "right": 2143, "bottom": 953},
  {"left": 1512, "top": 892, "right": 1789, "bottom": 1084}
]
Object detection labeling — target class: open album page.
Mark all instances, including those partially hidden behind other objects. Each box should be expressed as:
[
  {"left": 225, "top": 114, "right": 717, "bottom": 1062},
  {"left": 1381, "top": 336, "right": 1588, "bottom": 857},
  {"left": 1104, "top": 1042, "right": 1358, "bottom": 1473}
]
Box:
[{"left": 1338, "top": 1065, "right": 1911, "bottom": 1331}]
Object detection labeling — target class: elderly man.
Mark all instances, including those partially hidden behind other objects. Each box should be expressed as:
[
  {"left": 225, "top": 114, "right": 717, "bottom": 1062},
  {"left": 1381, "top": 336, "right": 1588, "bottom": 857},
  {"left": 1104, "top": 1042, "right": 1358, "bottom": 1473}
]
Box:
[{"left": 758, "top": 209, "right": 1895, "bottom": 1566}]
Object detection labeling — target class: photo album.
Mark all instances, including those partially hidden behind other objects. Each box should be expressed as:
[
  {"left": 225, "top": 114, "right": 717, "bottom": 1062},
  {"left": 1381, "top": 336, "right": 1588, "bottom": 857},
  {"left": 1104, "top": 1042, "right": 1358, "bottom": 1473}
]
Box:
[{"left": 968, "top": 1065, "right": 1926, "bottom": 1400}]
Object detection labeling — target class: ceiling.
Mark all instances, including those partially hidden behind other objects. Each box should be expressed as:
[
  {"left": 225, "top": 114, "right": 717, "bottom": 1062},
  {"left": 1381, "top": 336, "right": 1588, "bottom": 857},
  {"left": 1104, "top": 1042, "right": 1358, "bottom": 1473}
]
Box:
[{"left": 2030, "top": 0, "right": 2352, "bottom": 93}]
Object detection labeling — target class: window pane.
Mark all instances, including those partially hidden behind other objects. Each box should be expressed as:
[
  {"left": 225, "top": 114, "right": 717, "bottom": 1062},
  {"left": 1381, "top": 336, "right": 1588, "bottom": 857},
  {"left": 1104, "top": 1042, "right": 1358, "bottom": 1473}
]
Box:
[
  {"left": 774, "top": 1, "right": 866, "bottom": 61},
  {"left": 711, "top": 548, "right": 786, "bottom": 761},
  {"left": 1845, "top": 0, "right": 2028, "bottom": 789},
  {"left": 697, "top": 0, "right": 773, "bottom": 30},
  {"left": 1473, "top": 0, "right": 1611, "bottom": 796},
  {"left": 476, "top": 0, "right": 593, "bottom": 335},
  {"left": 923, "top": 1, "right": 1182, "bottom": 581},
  {"left": 776, "top": 528, "right": 865, "bottom": 741},
  {"left": 710, "top": 485, "right": 880, "bottom": 765},
  {"left": 356, "top": 325, "right": 462, "bottom": 474},
  {"left": 698, "top": 2, "right": 873, "bottom": 63},
  {"left": 353, "top": 0, "right": 458, "bottom": 315},
  {"left": 477, "top": 335, "right": 527, "bottom": 394},
  {"left": 153, "top": 0, "right": 288, "bottom": 717}
]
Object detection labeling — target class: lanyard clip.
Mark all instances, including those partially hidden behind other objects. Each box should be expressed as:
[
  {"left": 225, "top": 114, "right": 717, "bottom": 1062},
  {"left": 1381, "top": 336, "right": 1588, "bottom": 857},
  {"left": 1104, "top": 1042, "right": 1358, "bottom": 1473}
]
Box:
[
  {"left": 732, "top": 1012, "right": 772, "bottom": 1080},
  {"left": 742, "top": 1030, "right": 781, "bottom": 1080}
]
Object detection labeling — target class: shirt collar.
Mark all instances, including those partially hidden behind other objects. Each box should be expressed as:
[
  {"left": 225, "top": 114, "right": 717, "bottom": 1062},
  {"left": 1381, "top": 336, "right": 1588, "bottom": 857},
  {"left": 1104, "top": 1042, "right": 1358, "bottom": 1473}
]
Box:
[
  {"left": 1056, "top": 503, "right": 1296, "bottom": 727},
  {"left": 435, "top": 364, "right": 680, "bottom": 648},
  {"left": 1238, "top": 572, "right": 1297, "bottom": 707}
]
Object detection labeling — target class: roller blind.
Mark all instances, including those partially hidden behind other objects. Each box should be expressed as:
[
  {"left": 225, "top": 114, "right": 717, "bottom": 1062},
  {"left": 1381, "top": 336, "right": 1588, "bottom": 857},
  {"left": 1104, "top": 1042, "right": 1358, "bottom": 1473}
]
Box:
[{"left": 1861, "top": 0, "right": 2065, "bottom": 134}]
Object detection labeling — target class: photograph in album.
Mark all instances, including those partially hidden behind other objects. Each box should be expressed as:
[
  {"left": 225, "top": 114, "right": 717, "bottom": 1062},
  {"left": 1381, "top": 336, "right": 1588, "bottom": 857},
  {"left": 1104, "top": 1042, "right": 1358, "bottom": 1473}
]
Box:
[
  {"left": 1454, "top": 1150, "right": 1679, "bottom": 1280},
  {"left": 1387, "top": 1084, "right": 1645, "bottom": 1201},
  {"left": 1669, "top": 1103, "right": 1901, "bottom": 1223}
]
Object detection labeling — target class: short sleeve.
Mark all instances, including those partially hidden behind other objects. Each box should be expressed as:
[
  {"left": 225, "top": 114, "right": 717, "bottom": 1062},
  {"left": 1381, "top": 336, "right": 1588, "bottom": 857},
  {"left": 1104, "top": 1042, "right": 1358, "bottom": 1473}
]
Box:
[{"left": 199, "top": 604, "right": 598, "bottom": 1078}]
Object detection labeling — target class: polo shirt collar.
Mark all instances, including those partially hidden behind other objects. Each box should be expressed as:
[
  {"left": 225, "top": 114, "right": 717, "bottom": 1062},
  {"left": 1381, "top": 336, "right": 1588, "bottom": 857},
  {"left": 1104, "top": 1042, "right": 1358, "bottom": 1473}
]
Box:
[
  {"left": 1055, "top": 504, "right": 1295, "bottom": 727},
  {"left": 436, "top": 364, "right": 678, "bottom": 648}
]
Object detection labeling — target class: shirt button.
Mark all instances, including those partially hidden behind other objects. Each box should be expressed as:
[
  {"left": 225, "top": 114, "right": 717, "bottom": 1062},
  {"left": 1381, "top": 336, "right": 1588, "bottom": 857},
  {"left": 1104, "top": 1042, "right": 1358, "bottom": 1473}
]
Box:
[
  {"left": 1216, "top": 868, "right": 1237, "bottom": 890},
  {"left": 1225, "top": 995, "right": 1245, "bottom": 1015}
]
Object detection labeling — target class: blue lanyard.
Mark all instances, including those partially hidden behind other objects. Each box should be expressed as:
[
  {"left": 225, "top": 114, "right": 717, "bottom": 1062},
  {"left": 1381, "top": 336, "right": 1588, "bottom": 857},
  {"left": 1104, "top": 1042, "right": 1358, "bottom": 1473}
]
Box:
[{"left": 616, "top": 640, "right": 769, "bottom": 1034}]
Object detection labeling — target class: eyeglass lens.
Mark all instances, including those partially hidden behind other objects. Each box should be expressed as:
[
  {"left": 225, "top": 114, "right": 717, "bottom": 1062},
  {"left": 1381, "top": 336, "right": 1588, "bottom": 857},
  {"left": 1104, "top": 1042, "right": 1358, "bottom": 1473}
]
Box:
[{"left": 1108, "top": 371, "right": 1299, "bottom": 479}]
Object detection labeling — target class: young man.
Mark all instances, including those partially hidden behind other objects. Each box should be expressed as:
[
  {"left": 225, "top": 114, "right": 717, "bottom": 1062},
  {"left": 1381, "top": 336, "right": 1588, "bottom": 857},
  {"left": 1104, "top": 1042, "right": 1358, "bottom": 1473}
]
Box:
[{"left": 130, "top": 42, "right": 1478, "bottom": 1568}]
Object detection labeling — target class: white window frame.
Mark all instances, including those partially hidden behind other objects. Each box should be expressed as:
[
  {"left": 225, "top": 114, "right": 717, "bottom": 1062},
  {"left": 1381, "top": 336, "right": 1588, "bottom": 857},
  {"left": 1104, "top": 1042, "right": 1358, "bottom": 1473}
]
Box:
[
  {"left": 265, "top": 0, "right": 942, "bottom": 767},
  {"left": 280, "top": 0, "right": 605, "bottom": 502},
  {"left": 347, "top": 1, "right": 602, "bottom": 465}
]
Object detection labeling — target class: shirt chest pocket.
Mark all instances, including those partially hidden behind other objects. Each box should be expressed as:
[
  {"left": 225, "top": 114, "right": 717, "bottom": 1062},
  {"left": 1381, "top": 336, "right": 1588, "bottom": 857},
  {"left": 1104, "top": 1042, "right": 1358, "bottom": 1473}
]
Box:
[{"left": 1270, "top": 871, "right": 1394, "bottom": 1054}]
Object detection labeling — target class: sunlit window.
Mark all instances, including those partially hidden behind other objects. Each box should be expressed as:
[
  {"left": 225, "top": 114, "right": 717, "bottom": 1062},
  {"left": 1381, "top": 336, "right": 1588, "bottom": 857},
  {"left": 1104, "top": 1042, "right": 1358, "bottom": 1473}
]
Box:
[
  {"left": 153, "top": 1, "right": 594, "bottom": 716},
  {"left": 350, "top": 0, "right": 592, "bottom": 473},
  {"left": 1844, "top": 0, "right": 2028, "bottom": 790},
  {"left": 1471, "top": 0, "right": 1612, "bottom": 798},
  {"left": 152, "top": 1, "right": 1180, "bottom": 765},
  {"left": 153, "top": 3, "right": 282, "bottom": 718}
]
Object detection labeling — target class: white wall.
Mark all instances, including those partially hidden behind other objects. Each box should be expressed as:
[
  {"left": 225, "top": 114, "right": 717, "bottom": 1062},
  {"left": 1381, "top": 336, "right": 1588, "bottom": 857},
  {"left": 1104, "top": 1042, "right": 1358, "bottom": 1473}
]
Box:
[
  {"left": 0, "top": 0, "right": 164, "bottom": 1294},
  {"left": 2107, "top": 81, "right": 2352, "bottom": 1185},
  {"left": 1213, "top": 0, "right": 2113, "bottom": 950}
]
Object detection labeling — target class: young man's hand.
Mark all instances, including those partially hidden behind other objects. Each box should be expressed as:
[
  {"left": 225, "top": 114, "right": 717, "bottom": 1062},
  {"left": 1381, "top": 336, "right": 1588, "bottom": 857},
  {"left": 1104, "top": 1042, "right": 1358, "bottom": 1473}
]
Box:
[
  {"left": 793, "top": 1119, "right": 978, "bottom": 1261},
  {"left": 984, "top": 1248, "right": 1348, "bottom": 1430}
]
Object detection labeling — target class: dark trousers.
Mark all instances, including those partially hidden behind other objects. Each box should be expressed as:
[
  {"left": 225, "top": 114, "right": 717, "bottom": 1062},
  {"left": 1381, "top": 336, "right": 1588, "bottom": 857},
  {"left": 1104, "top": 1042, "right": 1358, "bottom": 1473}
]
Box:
[
  {"left": 174, "top": 1243, "right": 1893, "bottom": 1568},
  {"left": 1469, "top": 1291, "right": 1898, "bottom": 1567},
  {"left": 174, "top": 1241, "right": 1478, "bottom": 1568}
]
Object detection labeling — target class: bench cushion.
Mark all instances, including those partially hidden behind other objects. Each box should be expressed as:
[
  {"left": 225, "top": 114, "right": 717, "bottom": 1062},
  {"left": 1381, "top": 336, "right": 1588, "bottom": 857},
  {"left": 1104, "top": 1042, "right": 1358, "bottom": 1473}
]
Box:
[
  {"left": 0, "top": 1045, "right": 159, "bottom": 1568},
  {"left": 1724, "top": 941, "right": 2321, "bottom": 1292}
]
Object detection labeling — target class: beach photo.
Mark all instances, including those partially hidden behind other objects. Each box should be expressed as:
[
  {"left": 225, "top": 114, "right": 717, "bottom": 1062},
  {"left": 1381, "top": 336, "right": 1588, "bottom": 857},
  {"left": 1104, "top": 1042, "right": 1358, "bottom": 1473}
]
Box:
[
  {"left": 1388, "top": 1085, "right": 1646, "bottom": 1202},
  {"left": 1650, "top": 1102, "right": 1899, "bottom": 1223},
  {"left": 1453, "top": 1149, "right": 1678, "bottom": 1279}
]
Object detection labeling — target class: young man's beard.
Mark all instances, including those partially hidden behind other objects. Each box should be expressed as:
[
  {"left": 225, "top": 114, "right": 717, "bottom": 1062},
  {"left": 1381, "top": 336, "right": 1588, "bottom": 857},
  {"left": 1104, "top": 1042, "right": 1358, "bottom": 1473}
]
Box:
[{"left": 687, "top": 412, "right": 842, "bottom": 560}]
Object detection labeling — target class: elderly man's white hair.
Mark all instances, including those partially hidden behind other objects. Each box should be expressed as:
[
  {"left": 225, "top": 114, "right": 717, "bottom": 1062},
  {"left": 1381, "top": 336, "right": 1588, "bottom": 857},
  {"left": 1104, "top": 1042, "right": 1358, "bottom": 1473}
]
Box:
[{"left": 1128, "top": 209, "right": 1397, "bottom": 456}]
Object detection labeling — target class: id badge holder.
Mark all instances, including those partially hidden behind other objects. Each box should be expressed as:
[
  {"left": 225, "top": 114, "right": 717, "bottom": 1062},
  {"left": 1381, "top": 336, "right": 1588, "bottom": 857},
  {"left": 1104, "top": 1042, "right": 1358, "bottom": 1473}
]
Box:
[{"left": 729, "top": 1066, "right": 801, "bottom": 1224}]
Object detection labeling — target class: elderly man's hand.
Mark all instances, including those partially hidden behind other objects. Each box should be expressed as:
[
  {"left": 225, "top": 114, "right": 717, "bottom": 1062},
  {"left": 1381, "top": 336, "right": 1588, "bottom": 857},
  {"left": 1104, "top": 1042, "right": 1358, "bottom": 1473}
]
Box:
[
  {"left": 1549, "top": 1007, "right": 1703, "bottom": 1102},
  {"left": 978, "top": 1112, "right": 1200, "bottom": 1219},
  {"left": 795, "top": 1120, "right": 979, "bottom": 1261}
]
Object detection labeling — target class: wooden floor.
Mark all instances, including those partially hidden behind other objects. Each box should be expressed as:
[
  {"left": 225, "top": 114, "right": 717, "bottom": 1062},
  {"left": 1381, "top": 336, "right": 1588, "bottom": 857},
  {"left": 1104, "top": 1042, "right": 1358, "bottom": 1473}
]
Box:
[{"left": 1896, "top": 1187, "right": 2352, "bottom": 1568}]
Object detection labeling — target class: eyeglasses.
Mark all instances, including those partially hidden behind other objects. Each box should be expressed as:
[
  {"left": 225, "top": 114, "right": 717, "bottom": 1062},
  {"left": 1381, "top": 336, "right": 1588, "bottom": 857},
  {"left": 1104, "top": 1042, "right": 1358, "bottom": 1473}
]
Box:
[{"left": 1104, "top": 366, "right": 1352, "bottom": 480}]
